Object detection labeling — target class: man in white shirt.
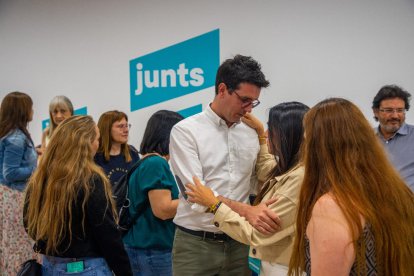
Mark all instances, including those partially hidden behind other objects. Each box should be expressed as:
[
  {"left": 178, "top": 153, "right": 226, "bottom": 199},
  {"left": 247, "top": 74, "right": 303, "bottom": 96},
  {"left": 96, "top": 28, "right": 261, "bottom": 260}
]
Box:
[{"left": 170, "top": 55, "right": 280, "bottom": 275}]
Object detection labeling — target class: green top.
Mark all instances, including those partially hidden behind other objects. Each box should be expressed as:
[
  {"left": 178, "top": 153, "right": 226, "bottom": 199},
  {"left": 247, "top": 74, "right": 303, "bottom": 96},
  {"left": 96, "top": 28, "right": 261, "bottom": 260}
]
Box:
[{"left": 123, "top": 155, "right": 179, "bottom": 249}]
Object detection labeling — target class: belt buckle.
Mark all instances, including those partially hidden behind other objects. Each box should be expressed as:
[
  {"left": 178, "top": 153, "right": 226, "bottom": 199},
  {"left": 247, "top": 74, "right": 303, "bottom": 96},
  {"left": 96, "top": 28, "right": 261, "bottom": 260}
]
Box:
[{"left": 213, "top": 232, "right": 224, "bottom": 243}]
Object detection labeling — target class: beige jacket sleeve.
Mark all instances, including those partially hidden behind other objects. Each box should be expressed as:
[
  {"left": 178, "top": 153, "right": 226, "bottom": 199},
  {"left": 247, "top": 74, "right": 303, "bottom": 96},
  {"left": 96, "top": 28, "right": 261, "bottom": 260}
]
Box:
[
  {"left": 213, "top": 166, "right": 304, "bottom": 247},
  {"left": 255, "top": 144, "right": 277, "bottom": 183}
]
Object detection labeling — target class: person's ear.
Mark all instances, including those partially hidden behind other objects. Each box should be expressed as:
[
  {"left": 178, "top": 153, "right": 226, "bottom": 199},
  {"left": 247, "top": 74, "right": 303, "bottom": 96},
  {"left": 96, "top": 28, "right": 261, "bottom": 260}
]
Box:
[
  {"left": 217, "top": 83, "right": 227, "bottom": 98},
  {"left": 373, "top": 108, "right": 379, "bottom": 121}
]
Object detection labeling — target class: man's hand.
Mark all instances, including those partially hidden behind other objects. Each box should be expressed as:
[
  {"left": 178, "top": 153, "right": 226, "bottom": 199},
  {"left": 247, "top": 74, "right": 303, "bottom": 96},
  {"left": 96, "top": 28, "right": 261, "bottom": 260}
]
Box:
[
  {"left": 244, "top": 198, "right": 281, "bottom": 235},
  {"left": 186, "top": 176, "right": 218, "bottom": 207}
]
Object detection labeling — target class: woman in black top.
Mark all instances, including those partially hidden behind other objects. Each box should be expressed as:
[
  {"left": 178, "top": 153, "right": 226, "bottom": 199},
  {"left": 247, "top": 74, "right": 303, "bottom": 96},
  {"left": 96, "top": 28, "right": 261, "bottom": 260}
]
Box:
[
  {"left": 24, "top": 115, "right": 132, "bottom": 276},
  {"left": 95, "top": 110, "right": 139, "bottom": 186}
]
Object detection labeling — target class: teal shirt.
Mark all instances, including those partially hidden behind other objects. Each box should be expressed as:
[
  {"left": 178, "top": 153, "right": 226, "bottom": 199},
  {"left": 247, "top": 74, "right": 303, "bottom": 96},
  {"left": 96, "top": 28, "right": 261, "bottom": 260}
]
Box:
[{"left": 123, "top": 155, "right": 178, "bottom": 249}]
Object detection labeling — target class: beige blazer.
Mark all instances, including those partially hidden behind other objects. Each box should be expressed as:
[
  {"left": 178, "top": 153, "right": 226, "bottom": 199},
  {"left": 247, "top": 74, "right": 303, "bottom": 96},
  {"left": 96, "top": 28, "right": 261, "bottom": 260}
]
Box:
[
  {"left": 255, "top": 144, "right": 277, "bottom": 184},
  {"left": 213, "top": 145, "right": 304, "bottom": 266}
]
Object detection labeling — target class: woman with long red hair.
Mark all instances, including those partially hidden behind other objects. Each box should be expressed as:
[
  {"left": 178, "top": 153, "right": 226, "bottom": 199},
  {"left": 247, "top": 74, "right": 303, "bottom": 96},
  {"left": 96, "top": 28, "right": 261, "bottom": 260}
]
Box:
[{"left": 289, "top": 98, "right": 414, "bottom": 275}]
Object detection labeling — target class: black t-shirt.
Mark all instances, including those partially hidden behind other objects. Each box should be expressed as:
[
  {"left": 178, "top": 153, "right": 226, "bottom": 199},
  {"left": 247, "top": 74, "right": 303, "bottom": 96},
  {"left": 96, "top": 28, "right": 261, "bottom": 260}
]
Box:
[{"left": 94, "top": 145, "right": 140, "bottom": 186}]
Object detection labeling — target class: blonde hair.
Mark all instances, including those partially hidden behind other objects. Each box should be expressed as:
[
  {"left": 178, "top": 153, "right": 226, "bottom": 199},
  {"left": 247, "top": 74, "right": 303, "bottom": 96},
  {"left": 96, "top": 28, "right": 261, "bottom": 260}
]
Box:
[
  {"left": 97, "top": 110, "right": 132, "bottom": 162},
  {"left": 47, "top": 95, "right": 74, "bottom": 138},
  {"left": 289, "top": 98, "right": 414, "bottom": 276},
  {"left": 25, "top": 115, "right": 116, "bottom": 254}
]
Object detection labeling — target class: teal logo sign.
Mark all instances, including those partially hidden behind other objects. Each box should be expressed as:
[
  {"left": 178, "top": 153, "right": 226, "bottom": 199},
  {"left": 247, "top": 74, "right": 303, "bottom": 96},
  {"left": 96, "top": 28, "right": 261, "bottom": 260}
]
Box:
[
  {"left": 177, "top": 104, "right": 203, "bottom": 118},
  {"left": 130, "top": 29, "right": 220, "bottom": 111}
]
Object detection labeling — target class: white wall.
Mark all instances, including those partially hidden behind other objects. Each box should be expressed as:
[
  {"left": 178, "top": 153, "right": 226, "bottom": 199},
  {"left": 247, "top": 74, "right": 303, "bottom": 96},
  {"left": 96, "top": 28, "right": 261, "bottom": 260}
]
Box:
[{"left": 1, "top": 0, "right": 414, "bottom": 146}]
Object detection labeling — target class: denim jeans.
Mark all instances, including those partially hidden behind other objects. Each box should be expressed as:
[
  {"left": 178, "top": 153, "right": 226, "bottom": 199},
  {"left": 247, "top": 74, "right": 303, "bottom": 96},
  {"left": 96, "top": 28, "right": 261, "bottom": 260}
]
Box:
[
  {"left": 125, "top": 246, "right": 172, "bottom": 276},
  {"left": 42, "top": 255, "right": 112, "bottom": 275}
]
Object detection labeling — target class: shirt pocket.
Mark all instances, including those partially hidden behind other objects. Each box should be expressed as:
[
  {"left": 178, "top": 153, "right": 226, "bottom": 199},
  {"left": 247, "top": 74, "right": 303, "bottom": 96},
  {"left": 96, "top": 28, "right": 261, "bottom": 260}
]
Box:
[{"left": 237, "top": 146, "right": 259, "bottom": 174}]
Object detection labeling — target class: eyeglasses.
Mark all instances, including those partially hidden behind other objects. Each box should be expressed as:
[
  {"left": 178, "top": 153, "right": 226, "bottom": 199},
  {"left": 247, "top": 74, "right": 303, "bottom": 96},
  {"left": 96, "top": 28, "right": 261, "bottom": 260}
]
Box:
[
  {"left": 114, "top": 123, "right": 131, "bottom": 129},
  {"left": 379, "top": 108, "right": 406, "bottom": 114},
  {"left": 233, "top": 90, "right": 260, "bottom": 108},
  {"left": 52, "top": 109, "right": 69, "bottom": 115}
]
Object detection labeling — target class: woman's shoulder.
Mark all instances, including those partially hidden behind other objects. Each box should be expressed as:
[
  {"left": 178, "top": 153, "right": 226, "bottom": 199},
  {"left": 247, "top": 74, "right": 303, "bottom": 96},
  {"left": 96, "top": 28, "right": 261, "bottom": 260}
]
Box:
[
  {"left": 138, "top": 155, "right": 170, "bottom": 176},
  {"left": 307, "top": 193, "right": 352, "bottom": 242},
  {"left": 2, "top": 128, "right": 27, "bottom": 143},
  {"left": 312, "top": 193, "right": 341, "bottom": 216},
  {"left": 312, "top": 193, "right": 366, "bottom": 228},
  {"left": 310, "top": 193, "right": 351, "bottom": 233},
  {"left": 141, "top": 154, "right": 167, "bottom": 166},
  {"left": 89, "top": 173, "right": 106, "bottom": 188},
  {"left": 94, "top": 151, "right": 106, "bottom": 164},
  {"left": 273, "top": 165, "right": 305, "bottom": 190},
  {"left": 140, "top": 153, "right": 164, "bottom": 161},
  {"left": 128, "top": 144, "right": 139, "bottom": 154},
  {"left": 128, "top": 145, "right": 140, "bottom": 160},
  {"left": 4, "top": 128, "right": 22, "bottom": 138},
  {"left": 285, "top": 165, "right": 305, "bottom": 179}
]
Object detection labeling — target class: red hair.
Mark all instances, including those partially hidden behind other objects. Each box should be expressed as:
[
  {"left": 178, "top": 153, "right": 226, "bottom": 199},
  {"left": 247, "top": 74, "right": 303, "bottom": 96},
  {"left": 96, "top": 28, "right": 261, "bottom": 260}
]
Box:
[{"left": 289, "top": 98, "right": 414, "bottom": 275}]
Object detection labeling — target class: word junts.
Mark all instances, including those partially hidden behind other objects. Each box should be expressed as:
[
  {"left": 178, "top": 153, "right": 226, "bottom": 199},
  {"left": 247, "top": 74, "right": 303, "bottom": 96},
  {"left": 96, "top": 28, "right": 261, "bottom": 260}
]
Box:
[{"left": 135, "top": 63, "right": 204, "bottom": 95}]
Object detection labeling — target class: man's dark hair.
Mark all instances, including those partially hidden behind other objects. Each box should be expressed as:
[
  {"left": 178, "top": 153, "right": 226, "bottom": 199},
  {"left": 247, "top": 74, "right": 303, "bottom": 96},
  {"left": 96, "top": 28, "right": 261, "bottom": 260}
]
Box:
[
  {"left": 215, "top": 54, "right": 270, "bottom": 94},
  {"left": 140, "top": 110, "right": 184, "bottom": 155},
  {"left": 372, "top": 84, "right": 411, "bottom": 110}
]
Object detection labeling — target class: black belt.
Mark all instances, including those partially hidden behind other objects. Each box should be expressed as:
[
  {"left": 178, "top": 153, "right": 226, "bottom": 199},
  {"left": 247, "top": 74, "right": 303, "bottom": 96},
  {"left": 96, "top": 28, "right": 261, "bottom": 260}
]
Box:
[
  {"left": 177, "top": 226, "right": 233, "bottom": 242},
  {"left": 44, "top": 256, "right": 80, "bottom": 264}
]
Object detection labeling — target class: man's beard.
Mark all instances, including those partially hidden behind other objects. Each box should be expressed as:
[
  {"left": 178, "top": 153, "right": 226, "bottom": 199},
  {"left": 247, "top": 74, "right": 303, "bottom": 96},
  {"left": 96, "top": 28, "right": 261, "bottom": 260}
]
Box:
[{"left": 381, "top": 119, "right": 402, "bottom": 133}]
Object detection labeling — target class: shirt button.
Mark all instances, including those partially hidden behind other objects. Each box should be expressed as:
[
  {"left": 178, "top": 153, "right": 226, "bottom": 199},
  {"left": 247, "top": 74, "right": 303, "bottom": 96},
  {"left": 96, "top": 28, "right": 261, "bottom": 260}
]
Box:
[
  {"left": 252, "top": 248, "right": 257, "bottom": 255},
  {"left": 214, "top": 222, "right": 219, "bottom": 227}
]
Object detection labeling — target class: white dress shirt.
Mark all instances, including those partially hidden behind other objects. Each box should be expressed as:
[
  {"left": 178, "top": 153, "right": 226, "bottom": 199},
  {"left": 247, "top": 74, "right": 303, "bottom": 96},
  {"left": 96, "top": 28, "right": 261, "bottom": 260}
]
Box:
[{"left": 169, "top": 105, "right": 259, "bottom": 232}]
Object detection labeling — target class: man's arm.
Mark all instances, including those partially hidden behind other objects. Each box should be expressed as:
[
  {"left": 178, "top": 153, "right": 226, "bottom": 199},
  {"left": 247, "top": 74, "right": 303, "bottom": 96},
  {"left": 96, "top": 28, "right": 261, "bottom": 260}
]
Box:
[
  {"left": 171, "top": 124, "right": 280, "bottom": 234},
  {"left": 185, "top": 174, "right": 281, "bottom": 235},
  {"left": 169, "top": 125, "right": 204, "bottom": 193}
]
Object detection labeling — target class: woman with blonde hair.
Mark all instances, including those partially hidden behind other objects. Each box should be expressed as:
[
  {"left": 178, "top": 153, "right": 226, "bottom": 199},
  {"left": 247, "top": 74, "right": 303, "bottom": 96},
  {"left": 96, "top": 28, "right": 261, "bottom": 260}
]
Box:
[
  {"left": 289, "top": 98, "right": 414, "bottom": 276},
  {"left": 24, "top": 115, "right": 132, "bottom": 275},
  {"left": 40, "top": 95, "right": 74, "bottom": 151},
  {"left": 0, "top": 91, "right": 37, "bottom": 274},
  {"left": 95, "top": 110, "right": 139, "bottom": 186}
]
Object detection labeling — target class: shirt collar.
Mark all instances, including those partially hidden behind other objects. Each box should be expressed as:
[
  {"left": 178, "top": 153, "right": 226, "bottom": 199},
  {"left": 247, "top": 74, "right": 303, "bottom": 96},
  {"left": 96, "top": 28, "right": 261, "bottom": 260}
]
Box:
[
  {"left": 261, "top": 164, "right": 302, "bottom": 195},
  {"left": 274, "top": 164, "right": 301, "bottom": 182},
  {"left": 205, "top": 104, "right": 241, "bottom": 128},
  {"left": 397, "top": 123, "right": 409, "bottom": 135}
]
